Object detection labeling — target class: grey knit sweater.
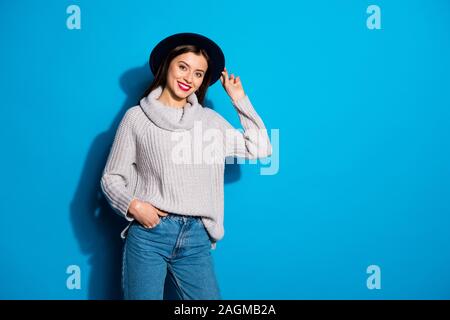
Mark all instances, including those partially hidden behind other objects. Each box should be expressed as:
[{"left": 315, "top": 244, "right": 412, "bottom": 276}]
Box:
[{"left": 100, "top": 85, "right": 272, "bottom": 249}]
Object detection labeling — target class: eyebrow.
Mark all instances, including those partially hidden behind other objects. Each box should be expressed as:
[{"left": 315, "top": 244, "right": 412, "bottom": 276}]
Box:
[{"left": 178, "top": 60, "right": 206, "bottom": 73}]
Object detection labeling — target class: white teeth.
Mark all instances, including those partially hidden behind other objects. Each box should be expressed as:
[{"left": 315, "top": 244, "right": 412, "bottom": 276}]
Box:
[{"left": 178, "top": 82, "right": 190, "bottom": 89}]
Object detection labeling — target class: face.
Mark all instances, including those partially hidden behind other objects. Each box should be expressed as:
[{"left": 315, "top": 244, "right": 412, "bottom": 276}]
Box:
[{"left": 166, "top": 52, "right": 208, "bottom": 99}]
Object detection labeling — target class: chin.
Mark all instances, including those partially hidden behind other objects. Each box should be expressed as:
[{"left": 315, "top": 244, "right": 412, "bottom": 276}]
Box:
[{"left": 174, "top": 84, "right": 193, "bottom": 97}]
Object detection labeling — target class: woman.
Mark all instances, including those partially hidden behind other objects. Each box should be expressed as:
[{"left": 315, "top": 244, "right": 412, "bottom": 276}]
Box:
[{"left": 100, "top": 32, "right": 272, "bottom": 300}]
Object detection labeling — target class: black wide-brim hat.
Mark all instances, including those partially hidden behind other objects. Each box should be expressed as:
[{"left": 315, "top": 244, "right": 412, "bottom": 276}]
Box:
[{"left": 149, "top": 32, "right": 225, "bottom": 86}]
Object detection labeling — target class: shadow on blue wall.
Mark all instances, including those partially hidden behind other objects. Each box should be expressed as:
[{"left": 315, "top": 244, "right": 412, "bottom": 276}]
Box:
[{"left": 70, "top": 63, "right": 241, "bottom": 299}]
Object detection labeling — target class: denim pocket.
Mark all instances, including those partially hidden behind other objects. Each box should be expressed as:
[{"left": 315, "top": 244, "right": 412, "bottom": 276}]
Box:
[
  {"left": 135, "top": 215, "right": 168, "bottom": 231},
  {"left": 197, "top": 219, "right": 213, "bottom": 245}
]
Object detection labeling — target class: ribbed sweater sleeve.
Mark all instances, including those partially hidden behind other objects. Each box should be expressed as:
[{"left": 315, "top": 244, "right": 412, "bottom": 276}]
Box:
[
  {"left": 216, "top": 95, "right": 272, "bottom": 159},
  {"left": 100, "top": 109, "right": 137, "bottom": 221}
]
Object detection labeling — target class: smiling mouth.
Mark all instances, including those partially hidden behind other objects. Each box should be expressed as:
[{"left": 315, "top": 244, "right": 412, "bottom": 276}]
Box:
[{"left": 177, "top": 81, "right": 191, "bottom": 91}]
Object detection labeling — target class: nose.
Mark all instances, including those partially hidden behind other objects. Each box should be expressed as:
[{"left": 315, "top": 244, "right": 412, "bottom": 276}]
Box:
[{"left": 184, "top": 73, "right": 193, "bottom": 84}]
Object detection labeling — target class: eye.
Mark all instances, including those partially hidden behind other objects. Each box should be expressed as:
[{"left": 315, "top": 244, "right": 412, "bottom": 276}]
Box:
[
  {"left": 196, "top": 73, "right": 203, "bottom": 78},
  {"left": 179, "top": 65, "right": 186, "bottom": 70}
]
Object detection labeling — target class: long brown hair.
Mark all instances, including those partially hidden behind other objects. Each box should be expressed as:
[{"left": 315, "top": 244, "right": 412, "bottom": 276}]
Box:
[{"left": 140, "top": 45, "right": 212, "bottom": 105}]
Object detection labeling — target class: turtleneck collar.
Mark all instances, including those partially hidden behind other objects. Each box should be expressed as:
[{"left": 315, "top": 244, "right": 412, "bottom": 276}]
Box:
[{"left": 139, "top": 85, "right": 204, "bottom": 131}]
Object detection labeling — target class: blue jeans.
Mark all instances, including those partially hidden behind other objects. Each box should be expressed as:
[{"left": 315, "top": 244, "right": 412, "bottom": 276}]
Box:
[{"left": 122, "top": 213, "right": 221, "bottom": 300}]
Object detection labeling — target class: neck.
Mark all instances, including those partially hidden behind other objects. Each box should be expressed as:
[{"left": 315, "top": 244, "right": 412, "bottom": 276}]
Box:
[{"left": 157, "top": 86, "right": 187, "bottom": 108}]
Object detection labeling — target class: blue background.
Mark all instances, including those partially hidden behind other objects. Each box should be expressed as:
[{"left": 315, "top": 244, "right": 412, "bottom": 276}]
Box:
[{"left": 1, "top": 0, "right": 449, "bottom": 299}]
